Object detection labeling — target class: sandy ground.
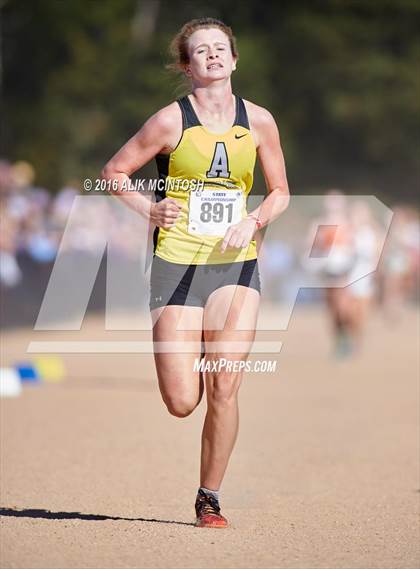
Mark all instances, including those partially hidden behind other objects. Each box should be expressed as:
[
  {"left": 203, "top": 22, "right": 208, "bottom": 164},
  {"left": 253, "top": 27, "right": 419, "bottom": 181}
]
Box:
[{"left": 0, "top": 304, "right": 419, "bottom": 569}]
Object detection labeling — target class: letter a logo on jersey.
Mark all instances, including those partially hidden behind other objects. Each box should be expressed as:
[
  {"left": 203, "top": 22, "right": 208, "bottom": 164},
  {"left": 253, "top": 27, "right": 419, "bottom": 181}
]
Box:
[{"left": 206, "top": 142, "right": 230, "bottom": 178}]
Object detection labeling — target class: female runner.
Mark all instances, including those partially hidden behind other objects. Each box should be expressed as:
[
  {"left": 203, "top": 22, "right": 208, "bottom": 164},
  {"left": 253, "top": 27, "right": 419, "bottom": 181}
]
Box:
[{"left": 102, "top": 17, "right": 289, "bottom": 528}]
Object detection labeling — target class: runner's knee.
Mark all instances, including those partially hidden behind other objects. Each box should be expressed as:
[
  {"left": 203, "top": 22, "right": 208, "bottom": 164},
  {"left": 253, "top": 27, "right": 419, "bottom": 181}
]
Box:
[
  {"left": 164, "top": 394, "right": 199, "bottom": 418},
  {"left": 206, "top": 371, "right": 242, "bottom": 409}
]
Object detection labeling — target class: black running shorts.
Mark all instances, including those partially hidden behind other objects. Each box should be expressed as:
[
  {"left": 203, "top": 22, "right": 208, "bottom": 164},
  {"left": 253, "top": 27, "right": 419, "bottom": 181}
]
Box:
[{"left": 149, "top": 256, "right": 261, "bottom": 310}]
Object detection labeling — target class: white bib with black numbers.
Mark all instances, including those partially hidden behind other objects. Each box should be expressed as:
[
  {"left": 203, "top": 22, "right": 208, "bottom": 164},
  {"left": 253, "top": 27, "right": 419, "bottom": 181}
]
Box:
[{"left": 188, "top": 188, "right": 244, "bottom": 237}]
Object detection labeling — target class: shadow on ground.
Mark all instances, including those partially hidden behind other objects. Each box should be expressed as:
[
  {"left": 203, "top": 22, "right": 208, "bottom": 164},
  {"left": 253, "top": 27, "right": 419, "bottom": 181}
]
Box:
[{"left": 0, "top": 507, "right": 194, "bottom": 526}]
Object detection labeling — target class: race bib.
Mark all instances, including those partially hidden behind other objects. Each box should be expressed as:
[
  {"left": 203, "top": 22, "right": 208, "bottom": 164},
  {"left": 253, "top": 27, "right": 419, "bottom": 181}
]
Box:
[{"left": 188, "top": 189, "right": 244, "bottom": 236}]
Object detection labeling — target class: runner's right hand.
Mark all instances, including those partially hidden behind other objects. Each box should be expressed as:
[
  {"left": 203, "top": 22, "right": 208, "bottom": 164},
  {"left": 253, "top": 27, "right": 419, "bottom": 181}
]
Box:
[{"left": 150, "top": 198, "right": 182, "bottom": 229}]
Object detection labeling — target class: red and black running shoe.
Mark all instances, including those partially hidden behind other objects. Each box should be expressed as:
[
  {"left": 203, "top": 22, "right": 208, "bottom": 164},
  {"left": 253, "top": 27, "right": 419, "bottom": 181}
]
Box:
[{"left": 195, "top": 489, "right": 228, "bottom": 528}]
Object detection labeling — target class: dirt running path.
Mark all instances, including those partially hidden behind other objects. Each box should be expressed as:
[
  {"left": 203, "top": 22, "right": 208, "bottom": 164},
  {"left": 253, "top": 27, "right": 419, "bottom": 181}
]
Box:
[{"left": 1, "top": 306, "right": 419, "bottom": 568}]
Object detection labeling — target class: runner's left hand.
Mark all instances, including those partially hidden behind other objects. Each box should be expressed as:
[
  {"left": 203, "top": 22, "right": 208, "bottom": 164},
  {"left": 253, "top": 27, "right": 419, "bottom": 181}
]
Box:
[{"left": 220, "top": 218, "right": 257, "bottom": 254}]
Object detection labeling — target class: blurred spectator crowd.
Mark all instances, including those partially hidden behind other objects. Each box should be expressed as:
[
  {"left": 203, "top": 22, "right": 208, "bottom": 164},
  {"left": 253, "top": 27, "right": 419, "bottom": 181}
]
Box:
[{"left": 0, "top": 159, "right": 152, "bottom": 326}]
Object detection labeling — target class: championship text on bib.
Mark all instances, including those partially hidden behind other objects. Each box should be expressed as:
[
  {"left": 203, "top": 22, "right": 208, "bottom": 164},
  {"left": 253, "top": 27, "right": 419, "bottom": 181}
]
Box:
[{"left": 188, "top": 189, "right": 244, "bottom": 237}]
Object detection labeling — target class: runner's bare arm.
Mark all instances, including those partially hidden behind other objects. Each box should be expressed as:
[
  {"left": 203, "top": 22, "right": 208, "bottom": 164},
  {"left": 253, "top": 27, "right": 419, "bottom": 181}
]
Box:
[
  {"left": 248, "top": 105, "right": 290, "bottom": 226},
  {"left": 101, "top": 104, "right": 182, "bottom": 227}
]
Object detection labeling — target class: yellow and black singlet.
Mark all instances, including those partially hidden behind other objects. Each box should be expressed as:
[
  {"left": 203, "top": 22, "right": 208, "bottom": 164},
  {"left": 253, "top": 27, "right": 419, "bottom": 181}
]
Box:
[{"left": 154, "top": 95, "right": 257, "bottom": 265}]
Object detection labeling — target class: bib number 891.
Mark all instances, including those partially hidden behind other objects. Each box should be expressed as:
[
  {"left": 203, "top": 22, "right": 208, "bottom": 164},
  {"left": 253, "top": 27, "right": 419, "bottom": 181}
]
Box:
[{"left": 200, "top": 202, "right": 233, "bottom": 223}]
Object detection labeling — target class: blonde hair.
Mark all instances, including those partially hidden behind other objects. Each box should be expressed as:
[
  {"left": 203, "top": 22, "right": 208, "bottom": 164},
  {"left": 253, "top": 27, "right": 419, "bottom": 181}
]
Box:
[{"left": 167, "top": 17, "right": 238, "bottom": 74}]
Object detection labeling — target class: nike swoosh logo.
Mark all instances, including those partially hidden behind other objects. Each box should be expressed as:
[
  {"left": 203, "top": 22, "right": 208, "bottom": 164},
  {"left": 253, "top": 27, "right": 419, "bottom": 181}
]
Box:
[{"left": 235, "top": 133, "right": 248, "bottom": 139}]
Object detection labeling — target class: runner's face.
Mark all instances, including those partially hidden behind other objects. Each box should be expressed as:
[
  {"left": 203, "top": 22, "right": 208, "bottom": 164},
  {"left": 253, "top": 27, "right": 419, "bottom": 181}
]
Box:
[{"left": 186, "top": 28, "right": 236, "bottom": 83}]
